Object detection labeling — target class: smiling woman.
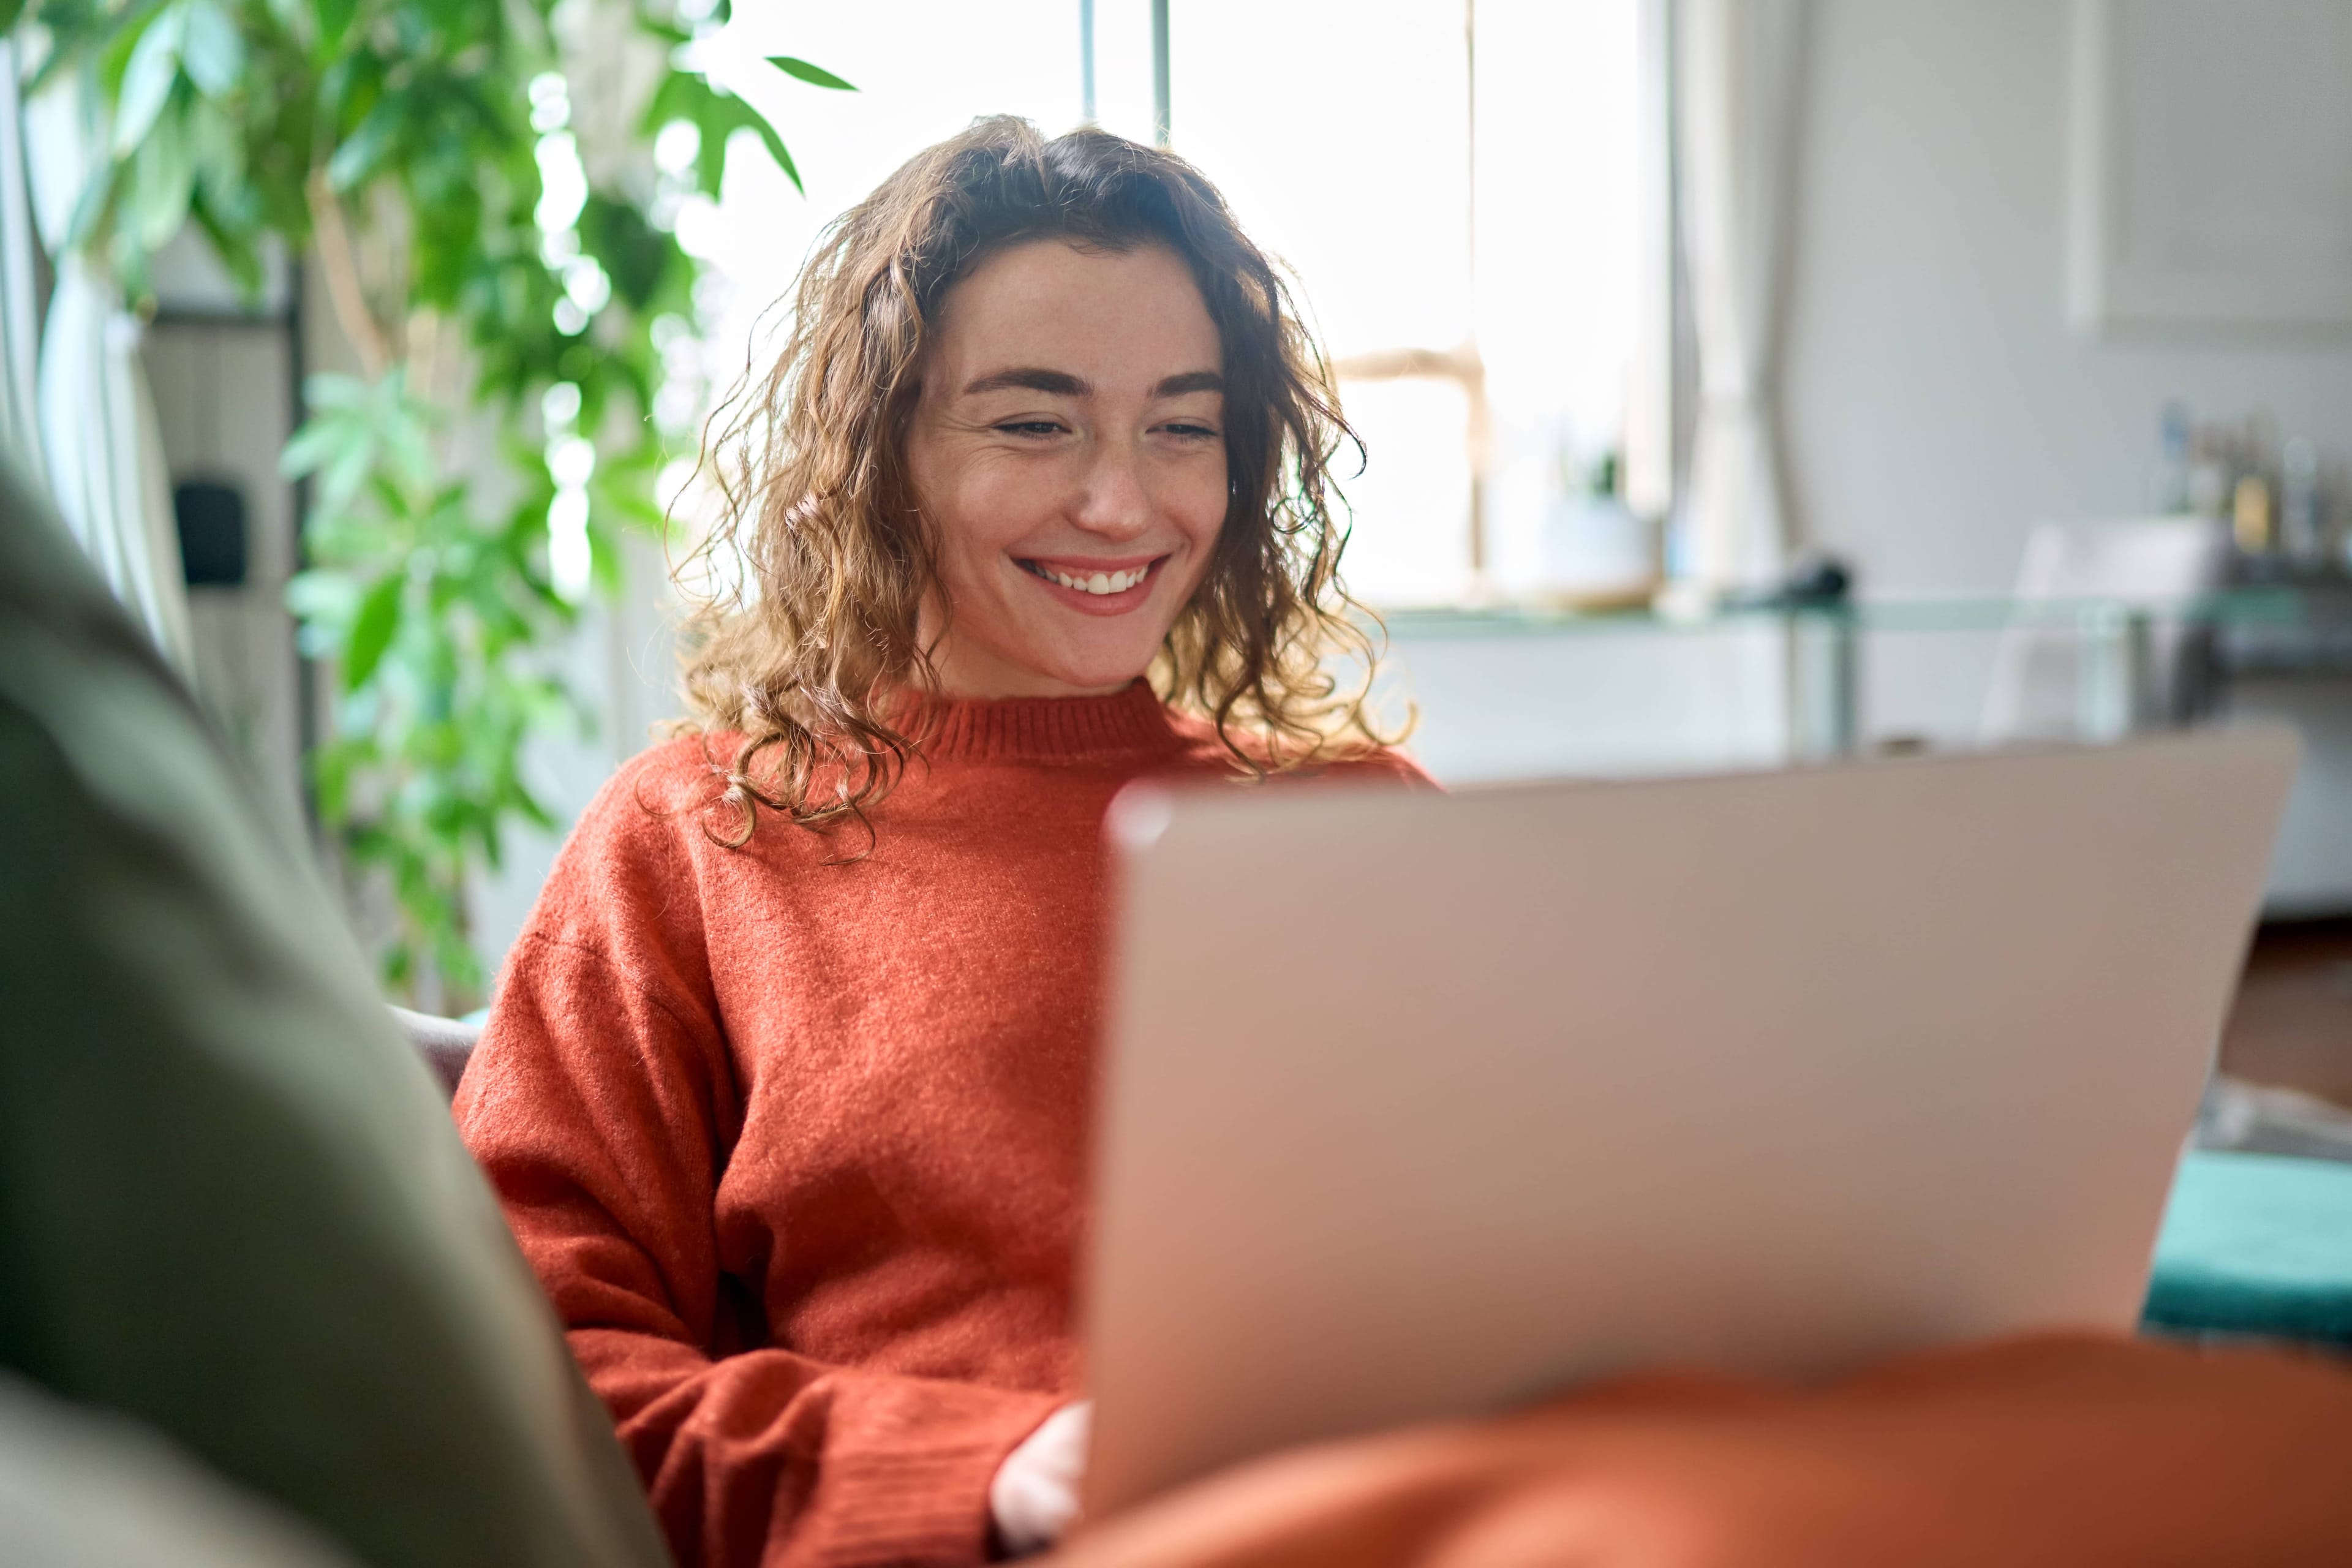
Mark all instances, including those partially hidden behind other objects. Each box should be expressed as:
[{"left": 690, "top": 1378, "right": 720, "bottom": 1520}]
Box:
[
  {"left": 454, "top": 117, "right": 1427, "bottom": 1568},
  {"left": 907, "top": 241, "right": 1229, "bottom": 699},
  {"left": 678, "top": 117, "right": 1398, "bottom": 835}
]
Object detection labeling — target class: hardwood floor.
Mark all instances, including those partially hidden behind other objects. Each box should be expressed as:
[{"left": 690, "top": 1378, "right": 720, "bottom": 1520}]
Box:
[{"left": 2220, "top": 918, "right": 2352, "bottom": 1111}]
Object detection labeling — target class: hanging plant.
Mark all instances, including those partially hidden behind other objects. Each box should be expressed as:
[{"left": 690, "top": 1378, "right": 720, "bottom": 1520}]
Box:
[{"left": 8, "top": 0, "right": 849, "bottom": 1008}]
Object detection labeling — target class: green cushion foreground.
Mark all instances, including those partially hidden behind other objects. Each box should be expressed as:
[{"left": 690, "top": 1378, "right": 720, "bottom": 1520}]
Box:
[
  {"left": 2144, "top": 1149, "right": 2352, "bottom": 1348},
  {"left": 0, "top": 464, "right": 668, "bottom": 1568}
]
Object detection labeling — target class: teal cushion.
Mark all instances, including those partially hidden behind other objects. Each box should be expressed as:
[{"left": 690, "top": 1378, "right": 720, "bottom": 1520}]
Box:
[
  {"left": 0, "top": 464, "right": 668, "bottom": 1568},
  {"left": 2143, "top": 1150, "right": 2352, "bottom": 1346}
]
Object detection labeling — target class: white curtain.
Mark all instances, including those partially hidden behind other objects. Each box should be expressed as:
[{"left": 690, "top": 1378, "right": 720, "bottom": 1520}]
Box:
[
  {"left": 1621, "top": 0, "right": 1677, "bottom": 523},
  {"left": 0, "top": 40, "right": 47, "bottom": 489},
  {"left": 18, "top": 49, "right": 191, "bottom": 674},
  {"left": 1676, "top": 0, "right": 1807, "bottom": 595}
]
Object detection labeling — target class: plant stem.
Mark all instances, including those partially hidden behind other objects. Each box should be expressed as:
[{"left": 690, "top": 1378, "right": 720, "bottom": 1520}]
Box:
[{"left": 306, "top": 167, "right": 391, "bottom": 379}]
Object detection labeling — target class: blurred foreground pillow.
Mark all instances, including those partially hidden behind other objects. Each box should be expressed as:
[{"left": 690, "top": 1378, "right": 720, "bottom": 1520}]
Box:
[{"left": 0, "top": 461, "right": 668, "bottom": 1568}]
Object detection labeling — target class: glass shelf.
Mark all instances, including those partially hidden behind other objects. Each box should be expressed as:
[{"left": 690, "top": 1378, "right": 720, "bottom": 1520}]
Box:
[
  {"left": 1374, "top": 585, "right": 2341, "bottom": 640},
  {"left": 1367, "top": 579, "right": 2352, "bottom": 761}
]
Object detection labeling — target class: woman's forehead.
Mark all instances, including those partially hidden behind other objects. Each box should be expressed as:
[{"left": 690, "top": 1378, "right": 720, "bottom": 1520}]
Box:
[{"left": 928, "top": 238, "right": 1220, "bottom": 390}]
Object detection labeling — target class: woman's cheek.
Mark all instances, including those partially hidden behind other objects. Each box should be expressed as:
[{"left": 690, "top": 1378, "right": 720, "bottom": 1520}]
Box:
[
  {"left": 970, "top": 456, "right": 1064, "bottom": 545},
  {"left": 1183, "top": 466, "right": 1229, "bottom": 553}
]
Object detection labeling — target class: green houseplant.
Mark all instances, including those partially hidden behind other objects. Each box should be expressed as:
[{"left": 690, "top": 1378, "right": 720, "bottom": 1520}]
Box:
[{"left": 6, "top": 0, "right": 848, "bottom": 1007}]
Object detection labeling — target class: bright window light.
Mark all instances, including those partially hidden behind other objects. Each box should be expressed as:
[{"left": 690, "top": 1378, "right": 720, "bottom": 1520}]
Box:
[
  {"left": 654, "top": 118, "right": 702, "bottom": 178},
  {"left": 533, "top": 131, "right": 589, "bottom": 234},
  {"left": 562, "top": 255, "right": 613, "bottom": 315},
  {"left": 1175, "top": 0, "right": 1641, "bottom": 602},
  {"left": 548, "top": 435, "right": 597, "bottom": 490},
  {"left": 541, "top": 380, "right": 582, "bottom": 430},
  {"left": 548, "top": 489, "right": 592, "bottom": 603}
]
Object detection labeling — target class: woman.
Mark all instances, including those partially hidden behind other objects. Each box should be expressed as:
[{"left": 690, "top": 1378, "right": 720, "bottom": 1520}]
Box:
[
  {"left": 459, "top": 116, "right": 2352, "bottom": 1568},
  {"left": 456, "top": 117, "right": 1421, "bottom": 1567}
]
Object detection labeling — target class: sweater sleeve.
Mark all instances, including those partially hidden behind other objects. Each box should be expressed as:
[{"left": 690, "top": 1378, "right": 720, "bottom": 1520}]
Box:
[{"left": 454, "top": 757, "right": 1059, "bottom": 1568}]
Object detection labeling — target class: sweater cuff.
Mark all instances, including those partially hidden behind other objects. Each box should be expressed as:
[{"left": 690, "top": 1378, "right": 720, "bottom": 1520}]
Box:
[{"left": 804, "top": 1384, "right": 1064, "bottom": 1566}]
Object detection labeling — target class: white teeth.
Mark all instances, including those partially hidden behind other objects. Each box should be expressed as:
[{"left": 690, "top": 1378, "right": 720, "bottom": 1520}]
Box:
[{"left": 1040, "top": 564, "right": 1149, "bottom": 595}]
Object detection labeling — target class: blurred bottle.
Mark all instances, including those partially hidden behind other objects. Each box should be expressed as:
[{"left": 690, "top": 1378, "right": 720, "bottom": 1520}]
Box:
[
  {"left": 2328, "top": 456, "right": 2352, "bottom": 570},
  {"left": 2187, "top": 424, "right": 2231, "bottom": 519},
  {"left": 2234, "top": 410, "right": 2283, "bottom": 554},
  {"left": 2234, "top": 473, "right": 2275, "bottom": 553},
  {"left": 1540, "top": 445, "right": 1651, "bottom": 604},
  {"left": 2282, "top": 437, "right": 2322, "bottom": 561},
  {"left": 2149, "top": 400, "right": 2192, "bottom": 513}
]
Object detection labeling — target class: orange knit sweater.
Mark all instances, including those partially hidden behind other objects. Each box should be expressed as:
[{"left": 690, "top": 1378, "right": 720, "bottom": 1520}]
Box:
[{"left": 455, "top": 683, "right": 1424, "bottom": 1568}]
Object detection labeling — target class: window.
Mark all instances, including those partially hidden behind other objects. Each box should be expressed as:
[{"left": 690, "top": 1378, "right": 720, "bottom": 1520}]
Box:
[{"left": 680, "top": 1, "right": 1648, "bottom": 606}]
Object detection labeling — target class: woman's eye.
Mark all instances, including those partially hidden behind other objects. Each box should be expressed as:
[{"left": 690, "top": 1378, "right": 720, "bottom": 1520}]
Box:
[
  {"left": 995, "top": 421, "right": 1066, "bottom": 438},
  {"left": 1162, "top": 422, "right": 1221, "bottom": 441}
]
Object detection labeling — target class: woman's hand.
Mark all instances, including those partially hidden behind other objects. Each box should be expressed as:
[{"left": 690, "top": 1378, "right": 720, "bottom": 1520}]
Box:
[{"left": 990, "top": 1400, "right": 1091, "bottom": 1558}]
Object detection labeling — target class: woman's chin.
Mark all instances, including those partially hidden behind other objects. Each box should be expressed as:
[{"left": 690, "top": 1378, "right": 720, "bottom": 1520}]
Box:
[
  {"left": 1000, "top": 644, "right": 1159, "bottom": 699},
  {"left": 1038, "top": 664, "right": 1152, "bottom": 698},
  {"left": 930, "top": 638, "right": 1155, "bottom": 700}
]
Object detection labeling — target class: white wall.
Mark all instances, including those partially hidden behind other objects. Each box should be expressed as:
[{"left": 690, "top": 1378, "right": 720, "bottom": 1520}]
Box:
[
  {"left": 1789, "top": 0, "right": 2352, "bottom": 592},
  {"left": 1782, "top": 0, "right": 2352, "bottom": 740},
  {"left": 1403, "top": 0, "right": 2352, "bottom": 790}
]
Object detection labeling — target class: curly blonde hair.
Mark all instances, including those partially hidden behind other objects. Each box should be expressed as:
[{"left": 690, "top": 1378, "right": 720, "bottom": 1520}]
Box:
[{"left": 676, "top": 116, "right": 1399, "bottom": 839}]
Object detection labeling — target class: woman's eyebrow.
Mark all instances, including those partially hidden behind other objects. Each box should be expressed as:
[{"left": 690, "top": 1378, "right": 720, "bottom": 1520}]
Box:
[
  {"left": 962, "top": 368, "right": 1089, "bottom": 397},
  {"left": 957, "top": 368, "right": 1224, "bottom": 398},
  {"left": 1153, "top": 370, "right": 1224, "bottom": 397}
]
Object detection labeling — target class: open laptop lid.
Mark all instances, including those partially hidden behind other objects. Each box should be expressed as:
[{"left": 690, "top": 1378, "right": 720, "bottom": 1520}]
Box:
[{"left": 1084, "top": 727, "right": 2298, "bottom": 1516}]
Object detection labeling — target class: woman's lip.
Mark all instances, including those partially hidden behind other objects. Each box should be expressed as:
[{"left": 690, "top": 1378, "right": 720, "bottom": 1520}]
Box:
[
  {"left": 1019, "top": 555, "right": 1166, "bottom": 615},
  {"left": 1019, "top": 553, "right": 1166, "bottom": 574}
]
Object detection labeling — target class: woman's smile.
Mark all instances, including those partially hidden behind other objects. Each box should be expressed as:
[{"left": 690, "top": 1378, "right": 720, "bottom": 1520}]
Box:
[{"left": 1016, "top": 552, "right": 1170, "bottom": 614}]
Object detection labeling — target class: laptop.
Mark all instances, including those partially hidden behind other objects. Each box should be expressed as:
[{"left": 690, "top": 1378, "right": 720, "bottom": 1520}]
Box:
[{"left": 1082, "top": 726, "right": 2299, "bottom": 1516}]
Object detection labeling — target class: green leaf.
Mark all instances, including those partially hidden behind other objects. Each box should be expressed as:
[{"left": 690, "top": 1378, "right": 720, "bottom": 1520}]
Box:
[
  {"left": 639, "top": 70, "right": 698, "bottom": 134},
  {"left": 185, "top": 193, "right": 264, "bottom": 298},
  {"left": 128, "top": 100, "right": 197, "bottom": 247},
  {"left": 366, "top": 472, "right": 410, "bottom": 519},
  {"left": 643, "top": 72, "right": 804, "bottom": 197},
  {"left": 309, "top": 0, "right": 358, "bottom": 52},
  {"left": 278, "top": 418, "right": 349, "bottom": 480},
  {"left": 344, "top": 570, "right": 405, "bottom": 691},
  {"left": 61, "top": 162, "right": 121, "bottom": 252},
  {"left": 692, "top": 111, "right": 729, "bottom": 197},
  {"left": 577, "top": 192, "right": 678, "bottom": 313},
  {"left": 112, "top": 1, "right": 189, "bottom": 154},
  {"left": 377, "top": 410, "right": 439, "bottom": 494},
  {"left": 767, "top": 56, "right": 855, "bottom": 91},
  {"left": 325, "top": 94, "right": 403, "bottom": 192},
  {"left": 315, "top": 47, "right": 383, "bottom": 137},
  {"left": 284, "top": 567, "right": 360, "bottom": 627},
  {"left": 704, "top": 110, "right": 797, "bottom": 197},
  {"left": 303, "top": 374, "right": 371, "bottom": 411},
  {"left": 746, "top": 119, "right": 802, "bottom": 194},
  {"left": 319, "top": 440, "right": 377, "bottom": 514},
  {"left": 178, "top": 0, "right": 244, "bottom": 98},
  {"left": 94, "top": 0, "right": 173, "bottom": 99}
]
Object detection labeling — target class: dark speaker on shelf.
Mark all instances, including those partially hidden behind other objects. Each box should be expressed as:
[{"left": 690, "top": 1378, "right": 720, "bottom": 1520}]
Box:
[{"left": 174, "top": 478, "right": 247, "bottom": 587}]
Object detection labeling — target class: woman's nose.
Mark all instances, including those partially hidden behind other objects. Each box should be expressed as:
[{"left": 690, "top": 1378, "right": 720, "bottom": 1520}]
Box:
[{"left": 1071, "top": 439, "right": 1152, "bottom": 539}]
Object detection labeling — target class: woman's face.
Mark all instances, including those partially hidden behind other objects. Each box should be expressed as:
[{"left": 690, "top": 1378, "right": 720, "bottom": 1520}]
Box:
[{"left": 906, "top": 237, "right": 1228, "bottom": 699}]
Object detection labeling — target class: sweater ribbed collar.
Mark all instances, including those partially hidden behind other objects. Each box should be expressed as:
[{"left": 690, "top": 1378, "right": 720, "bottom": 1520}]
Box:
[{"left": 904, "top": 679, "right": 1185, "bottom": 765}]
